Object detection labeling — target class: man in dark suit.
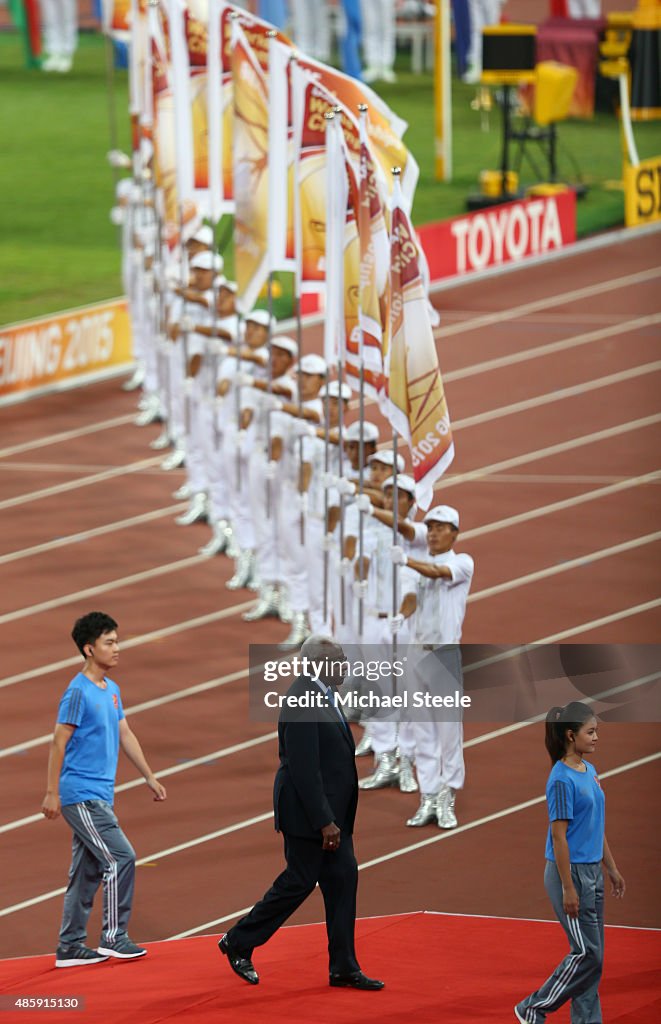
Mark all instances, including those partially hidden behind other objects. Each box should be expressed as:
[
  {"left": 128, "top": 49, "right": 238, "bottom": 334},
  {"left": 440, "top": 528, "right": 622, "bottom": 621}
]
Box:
[{"left": 218, "top": 636, "right": 384, "bottom": 991}]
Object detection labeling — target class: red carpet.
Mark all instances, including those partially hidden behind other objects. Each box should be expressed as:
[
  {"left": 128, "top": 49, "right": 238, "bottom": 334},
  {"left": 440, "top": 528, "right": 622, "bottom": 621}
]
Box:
[{"left": 0, "top": 913, "right": 659, "bottom": 1023}]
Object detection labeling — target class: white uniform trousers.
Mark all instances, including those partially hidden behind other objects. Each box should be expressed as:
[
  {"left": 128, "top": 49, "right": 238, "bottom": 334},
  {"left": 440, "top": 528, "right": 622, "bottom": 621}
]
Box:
[
  {"left": 361, "top": 0, "right": 396, "bottom": 73},
  {"left": 359, "top": 614, "right": 408, "bottom": 755},
  {"left": 249, "top": 449, "right": 281, "bottom": 585},
  {"left": 184, "top": 377, "right": 211, "bottom": 494},
  {"left": 205, "top": 407, "right": 229, "bottom": 524},
  {"left": 277, "top": 483, "right": 309, "bottom": 613},
  {"left": 407, "top": 647, "right": 465, "bottom": 792},
  {"left": 306, "top": 515, "right": 331, "bottom": 634},
  {"left": 290, "top": 0, "right": 331, "bottom": 61},
  {"left": 39, "top": 0, "right": 78, "bottom": 57},
  {"left": 167, "top": 343, "right": 186, "bottom": 445},
  {"left": 224, "top": 425, "right": 254, "bottom": 548}
]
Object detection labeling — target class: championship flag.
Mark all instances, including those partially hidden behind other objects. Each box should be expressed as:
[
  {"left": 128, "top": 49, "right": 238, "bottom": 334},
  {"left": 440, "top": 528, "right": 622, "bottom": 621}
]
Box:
[
  {"left": 357, "top": 107, "right": 389, "bottom": 382},
  {"left": 386, "top": 173, "right": 454, "bottom": 510},
  {"left": 323, "top": 113, "right": 348, "bottom": 368}
]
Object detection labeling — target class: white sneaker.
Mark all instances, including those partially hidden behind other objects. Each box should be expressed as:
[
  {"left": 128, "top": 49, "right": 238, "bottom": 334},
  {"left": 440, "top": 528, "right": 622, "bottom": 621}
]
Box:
[
  {"left": 381, "top": 68, "right": 397, "bottom": 84},
  {"left": 172, "top": 482, "right": 193, "bottom": 501},
  {"left": 175, "top": 492, "right": 207, "bottom": 526},
  {"left": 41, "top": 54, "right": 61, "bottom": 72},
  {"left": 56, "top": 55, "right": 73, "bottom": 73},
  {"left": 362, "top": 65, "right": 380, "bottom": 84}
]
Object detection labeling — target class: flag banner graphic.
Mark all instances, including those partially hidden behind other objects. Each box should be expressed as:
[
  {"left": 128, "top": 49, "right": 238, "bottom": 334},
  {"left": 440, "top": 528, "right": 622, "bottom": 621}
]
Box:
[{"left": 386, "top": 176, "right": 454, "bottom": 509}]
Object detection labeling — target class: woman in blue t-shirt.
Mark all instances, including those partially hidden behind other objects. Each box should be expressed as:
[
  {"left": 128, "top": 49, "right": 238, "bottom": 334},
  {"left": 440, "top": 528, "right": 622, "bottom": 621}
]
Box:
[{"left": 515, "top": 702, "right": 626, "bottom": 1024}]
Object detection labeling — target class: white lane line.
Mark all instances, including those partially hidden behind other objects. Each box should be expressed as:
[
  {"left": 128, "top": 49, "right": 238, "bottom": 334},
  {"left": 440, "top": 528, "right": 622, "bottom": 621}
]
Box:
[
  {"left": 538, "top": 597, "right": 661, "bottom": 643},
  {"left": 461, "top": 472, "right": 661, "bottom": 542},
  {"left": 350, "top": 313, "right": 661, "bottom": 411},
  {"left": 0, "top": 554, "right": 207, "bottom": 626},
  {"left": 0, "top": 462, "right": 120, "bottom": 475},
  {"left": 452, "top": 361, "right": 661, "bottom": 432},
  {"left": 0, "top": 456, "right": 163, "bottom": 513},
  {"left": 439, "top": 413, "right": 661, "bottom": 491},
  {"left": 438, "top": 267, "right": 661, "bottom": 340},
  {"left": 0, "top": 414, "right": 136, "bottom": 460},
  {"left": 2, "top": 536, "right": 659, "bottom": 763},
  {"left": 0, "top": 731, "right": 278, "bottom": 835},
  {"left": 3, "top": 746, "right": 656, "bottom": 922},
  {"left": 469, "top": 531, "right": 661, "bottom": 604},
  {"left": 0, "top": 602, "right": 256, "bottom": 690},
  {"left": 2, "top": 414, "right": 657, "bottom": 630},
  {"left": 163, "top": 750, "right": 661, "bottom": 940},
  {"left": 0, "top": 505, "right": 185, "bottom": 567}
]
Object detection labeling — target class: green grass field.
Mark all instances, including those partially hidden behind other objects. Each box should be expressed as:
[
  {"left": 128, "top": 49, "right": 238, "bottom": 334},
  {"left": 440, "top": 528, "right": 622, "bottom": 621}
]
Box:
[{"left": 2, "top": 30, "right": 659, "bottom": 325}]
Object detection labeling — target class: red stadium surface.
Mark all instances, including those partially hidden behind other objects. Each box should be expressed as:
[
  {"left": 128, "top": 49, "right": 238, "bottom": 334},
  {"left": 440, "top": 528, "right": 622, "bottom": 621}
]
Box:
[{"left": 0, "top": 228, "right": 659, "bottom": 1021}]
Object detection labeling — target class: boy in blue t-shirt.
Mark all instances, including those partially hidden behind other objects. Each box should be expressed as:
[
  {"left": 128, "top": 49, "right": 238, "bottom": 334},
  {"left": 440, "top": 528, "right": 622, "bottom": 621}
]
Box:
[{"left": 42, "top": 612, "right": 167, "bottom": 968}]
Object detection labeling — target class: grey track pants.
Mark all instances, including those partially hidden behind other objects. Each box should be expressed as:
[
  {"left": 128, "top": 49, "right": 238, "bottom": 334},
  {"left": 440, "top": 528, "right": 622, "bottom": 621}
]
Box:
[
  {"left": 517, "top": 860, "right": 605, "bottom": 1024},
  {"left": 59, "top": 800, "right": 136, "bottom": 948}
]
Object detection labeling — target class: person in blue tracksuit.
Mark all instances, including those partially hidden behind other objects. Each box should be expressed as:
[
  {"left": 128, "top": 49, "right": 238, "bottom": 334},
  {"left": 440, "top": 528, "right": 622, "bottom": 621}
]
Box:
[{"left": 515, "top": 702, "right": 626, "bottom": 1024}]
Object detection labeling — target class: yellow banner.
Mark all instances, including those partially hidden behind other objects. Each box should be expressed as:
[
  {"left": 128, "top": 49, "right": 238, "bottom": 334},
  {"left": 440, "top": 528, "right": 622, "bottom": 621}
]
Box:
[
  {"left": 625, "top": 155, "right": 661, "bottom": 227},
  {"left": 0, "top": 300, "right": 133, "bottom": 401}
]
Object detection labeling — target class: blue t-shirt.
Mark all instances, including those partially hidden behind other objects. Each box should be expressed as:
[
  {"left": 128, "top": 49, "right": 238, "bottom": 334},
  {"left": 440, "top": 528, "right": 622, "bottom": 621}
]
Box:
[
  {"left": 57, "top": 673, "right": 125, "bottom": 806},
  {"left": 545, "top": 760, "right": 605, "bottom": 864}
]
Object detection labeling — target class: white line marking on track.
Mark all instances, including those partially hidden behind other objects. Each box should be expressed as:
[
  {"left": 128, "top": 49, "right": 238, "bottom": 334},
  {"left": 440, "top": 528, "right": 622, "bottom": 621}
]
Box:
[
  {"left": 161, "top": 750, "right": 661, "bottom": 940},
  {"left": 0, "top": 414, "right": 137, "bottom": 460},
  {"left": 438, "top": 268, "right": 661, "bottom": 340},
  {"left": 452, "top": 361, "right": 661, "bottom": 431},
  {"left": 0, "top": 505, "right": 185, "bottom": 567},
  {"left": 3, "top": 750, "right": 656, "bottom": 922},
  {"left": 0, "top": 456, "right": 163, "bottom": 512},
  {"left": 0, "top": 554, "right": 207, "bottom": 626},
  {"left": 469, "top": 531, "right": 661, "bottom": 603}
]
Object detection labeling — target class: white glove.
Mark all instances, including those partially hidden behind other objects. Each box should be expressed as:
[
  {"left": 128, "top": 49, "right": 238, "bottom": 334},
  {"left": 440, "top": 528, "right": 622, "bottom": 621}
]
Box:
[
  {"left": 296, "top": 492, "right": 309, "bottom": 515},
  {"left": 322, "top": 532, "right": 335, "bottom": 553},
  {"left": 355, "top": 494, "right": 372, "bottom": 514},
  {"left": 166, "top": 272, "right": 180, "bottom": 289},
  {"left": 305, "top": 423, "right": 318, "bottom": 438},
  {"left": 237, "top": 372, "right": 254, "bottom": 387},
  {"left": 107, "top": 149, "right": 132, "bottom": 169},
  {"left": 321, "top": 471, "right": 334, "bottom": 489},
  {"left": 390, "top": 545, "right": 408, "bottom": 566},
  {"left": 110, "top": 206, "right": 124, "bottom": 226},
  {"left": 184, "top": 377, "right": 195, "bottom": 397},
  {"left": 353, "top": 579, "right": 368, "bottom": 600},
  {"left": 340, "top": 557, "right": 353, "bottom": 581},
  {"left": 266, "top": 460, "right": 278, "bottom": 481},
  {"left": 237, "top": 430, "right": 250, "bottom": 457},
  {"left": 388, "top": 613, "right": 405, "bottom": 636},
  {"left": 180, "top": 315, "right": 194, "bottom": 333},
  {"left": 268, "top": 397, "right": 283, "bottom": 412},
  {"left": 336, "top": 477, "right": 356, "bottom": 498},
  {"left": 209, "top": 339, "right": 224, "bottom": 357}
]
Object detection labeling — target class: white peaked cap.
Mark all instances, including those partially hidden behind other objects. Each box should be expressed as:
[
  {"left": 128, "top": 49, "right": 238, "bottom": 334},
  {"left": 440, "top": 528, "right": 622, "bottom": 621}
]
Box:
[
  {"left": 369, "top": 449, "right": 405, "bottom": 473},
  {"left": 344, "top": 420, "right": 379, "bottom": 442},
  {"left": 245, "top": 309, "right": 274, "bottom": 328},
  {"left": 190, "top": 224, "right": 214, "bottom": 247},
  {"left": 297, "top": 354, "right": 328, "bottom": 376},
  {"left": 271, "top": 335, "right": 298, "bottom": 357},
  {"left": 190, "top": 251, "right": 223, "bottom": 272},
  {"left": 320, "top": 380, "right": 351, "bottom": 400},
  {"left": 423, "top": 504, "right": 460, "bottom": 529},
  {"left": 383, "top": 473, "right": 416, "bottom": 496}
]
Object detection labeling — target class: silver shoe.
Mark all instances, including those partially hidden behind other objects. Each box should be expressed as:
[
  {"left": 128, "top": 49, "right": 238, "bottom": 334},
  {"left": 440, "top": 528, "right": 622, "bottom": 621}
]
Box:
[
  {"left": 277, "top": 588, "right": 293, "bottom": 624},
  {"left": 354, "top": 732, "right": 373, "bottom": 757},
  {"left": 198, "top": 520, "right": 229, "bottom": 557},
  {"left": 150, "top": 429, "right": 171, "bottom": 451},
  {"left": 406, "top": 792, "right": 439, "bottom": 827},
  {"left": 223, "top": 522, "right": 239, "bottom": 560},
  {"left": 175, "top": 492, "right": 207, "bottom": 526},
  {"left": 243, "top": 585, "right": 280, "bottom": 621},
  {"left": 359, "top": 751, "right": 399, "bottom": 790},
  {"left": 226, "top": 549, "right": 256, "bottom": 590},
  {"left": 134, "top": 395, "right": 162, "bottom": 426},
  {"left": 277, "top": 611, "right": 311, "bottom": 650},
  {"left": 172, "top": 482, "right": 193, "bottom": 501},
  {"left": 161, "top": 444, "right": 186, "bottom": 471},
  {"left": 398, "top": 755, "right": 419, "bottom": 794},
  {"left": 436, "top": 784, "right": 458, "bottom": 829},
  {"left": 122, "top": 365, "right": 145, "bottom": 392}
]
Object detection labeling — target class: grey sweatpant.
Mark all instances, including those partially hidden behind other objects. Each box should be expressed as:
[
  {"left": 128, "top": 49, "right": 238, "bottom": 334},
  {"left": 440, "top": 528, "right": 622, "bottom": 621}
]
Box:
[
  {"left": 517, "top": 860, "right": 604, "bottom": 1023},
  {"left": 59, "top": 800, "right": 136, "bottom": 948}
]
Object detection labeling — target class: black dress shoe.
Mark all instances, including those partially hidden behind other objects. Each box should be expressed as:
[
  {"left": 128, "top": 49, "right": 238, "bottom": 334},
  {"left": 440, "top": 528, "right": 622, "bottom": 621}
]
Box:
[
  {"left": 329, "top": 970, "right": 384, "bottom": 990},
  {"left": 218, "top": 934, "right": 259, "bottom": 985}
]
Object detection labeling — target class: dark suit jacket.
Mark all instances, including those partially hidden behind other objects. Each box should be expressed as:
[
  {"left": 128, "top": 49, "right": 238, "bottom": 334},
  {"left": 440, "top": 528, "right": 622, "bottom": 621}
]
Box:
[{"left": 273, "top": 675, "right": 357, "bottom": 839}]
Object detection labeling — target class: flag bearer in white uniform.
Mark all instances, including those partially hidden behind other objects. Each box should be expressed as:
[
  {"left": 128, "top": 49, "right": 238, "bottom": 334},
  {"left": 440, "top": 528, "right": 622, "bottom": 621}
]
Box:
[
  {"left": 355, "top": 473, "right": 427, "bottom": 791},
  {"left": 161, "top": 226, "right": 216, "bottom": 473},
  {"left": 213, "top": 309, "right": 272, "bottom": 577},
  {"left": 172, "top": 250, "right": 223, "bottom": 527},
  {"left": 300, "top": 380, "right": 351, "bottom": 636},
  {"left": 192, "top": 279, "right": 242, "bottom": 557},
  {"left": 271, "top": 354, "right": 327, "bottom": 649},
  {"left": 240, "top": 337, "right": 298, "bottom": 617},
  {"left": 392, "top": 504, "right": 474, "bottom": 829}
]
